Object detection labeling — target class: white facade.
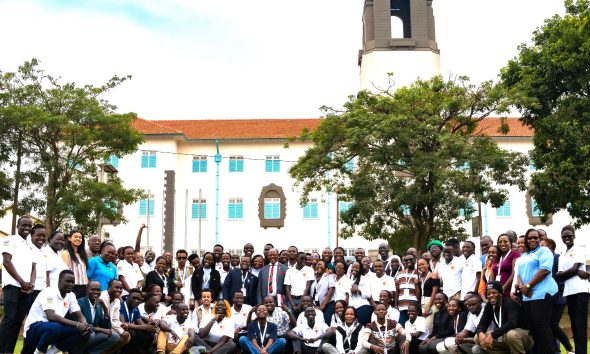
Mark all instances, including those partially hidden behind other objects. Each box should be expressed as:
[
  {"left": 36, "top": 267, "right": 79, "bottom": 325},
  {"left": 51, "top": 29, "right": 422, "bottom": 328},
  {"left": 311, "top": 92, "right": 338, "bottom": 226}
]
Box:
[
  {"left": 103, "top": 136, "right": 379, "bottom": 256},
  {"left": 359, "top": 50, "right": 441, "bottom": 91}
]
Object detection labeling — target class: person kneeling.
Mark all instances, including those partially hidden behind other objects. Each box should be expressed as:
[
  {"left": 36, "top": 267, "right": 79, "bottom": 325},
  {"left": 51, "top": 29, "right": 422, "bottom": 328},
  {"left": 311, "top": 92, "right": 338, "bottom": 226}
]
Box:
[
  {"left": 475, "top": 281, "right": 533, "bottom": 354},
  {"left": 23, "top": 270, "right": 90, "bottom": 354},
  {"left": 157, "top": 303, "right": 196, "bottom": 354},
  {"left": 240, "top": 304, "right": 286, "bottom": 354},
  {"left": 361, "top": 304, "right": 409, "bottom": 354},
  {"left": 288, "top": 307, "right": 332, "bottom": 354}
]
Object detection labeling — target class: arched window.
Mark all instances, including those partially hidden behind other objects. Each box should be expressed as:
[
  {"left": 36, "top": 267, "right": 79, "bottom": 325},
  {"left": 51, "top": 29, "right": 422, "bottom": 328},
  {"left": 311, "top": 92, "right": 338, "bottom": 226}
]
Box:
[{"left": 258, "top": 184, "right": 286, "bottom": 228}]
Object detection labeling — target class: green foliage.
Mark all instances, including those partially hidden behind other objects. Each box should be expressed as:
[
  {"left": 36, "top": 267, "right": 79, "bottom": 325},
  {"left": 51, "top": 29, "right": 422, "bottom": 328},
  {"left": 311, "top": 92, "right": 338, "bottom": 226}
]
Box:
[
  {"left": 0, "top": 59, "right": 145, "bottom": 233},
  {"left": 501, "top": 0, "right": 590, "bottom": 225},
  {"left": 290, "top": 76, "right": 528, "bottom": 251}
]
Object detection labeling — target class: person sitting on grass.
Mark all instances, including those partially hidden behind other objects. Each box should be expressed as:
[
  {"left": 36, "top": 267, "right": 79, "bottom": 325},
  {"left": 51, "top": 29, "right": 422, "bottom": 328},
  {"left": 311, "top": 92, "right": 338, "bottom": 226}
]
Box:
[
  {"left": 240, "top": 304, "right": 286, "bottom": 354},
  {"left": 22, "top": 270, "right": 90, "bottom": 354},
  {"left": 156, "top": 303, "right": 196, "bottom": 354}
]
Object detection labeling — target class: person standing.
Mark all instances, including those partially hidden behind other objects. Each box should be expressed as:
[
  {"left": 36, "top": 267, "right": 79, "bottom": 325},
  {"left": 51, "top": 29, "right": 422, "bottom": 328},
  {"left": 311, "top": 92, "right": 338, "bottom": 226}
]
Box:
[
  {"left": 44, "top": 231, "right": 67, "bottom": 287},
  {"left": 117, "top": 246, "right": 144, "bottom": 299},
  {"left": 192, "top": 252, "right": 222, "bottom": 303},
  {"left": 516, "top": 228, "right": 558, "bottom": 354},
  {"left": 257, "top": 249, "right": 287, "bottom": 305},
  {"left": 395, "top": 253, "right": 419, "bottom": 326},
  {"left": 557, "top": 225, "right": 589, "bottom": 354},
  {"left": 493, "top": 233, "right": 521, "bottom": 296},
  {"left": 144, "top": 256, "right": 176, "bottom": 303},
  {"left": 87, "top": 235, "right": 102, "bottom": 259},
  {"left": 284, "top": 252, "right": 314, "bottom": 311},
  {"left": 461, "top": 241, "right": 482, "bottom": 299},
  {"left": 87, "top": 241, "right": 118, "bottom": 291},
  {"left": 0, "top": 215, "right": 36, "bottom": 353},
  {"left": 61, "top": 230, "right": 90, "bottom": 298},
  {"left": 223, "top": 255, "right": 258, "bottom": 306},
  {"left": 438, "top": 244, "right": 463, "bottom": 300},
  {"left": 171, "top": 249, "right": 194, "bottom": 305}
]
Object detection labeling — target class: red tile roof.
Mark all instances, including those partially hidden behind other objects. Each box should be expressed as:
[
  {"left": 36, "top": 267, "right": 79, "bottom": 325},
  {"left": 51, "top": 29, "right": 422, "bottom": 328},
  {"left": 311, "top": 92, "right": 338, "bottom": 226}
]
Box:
[
  {"left": 475, "top": 118, "right": 533, "bottom": 137},
  {"left": 132, "top": 117, "right": 532, "bottom": 139}
]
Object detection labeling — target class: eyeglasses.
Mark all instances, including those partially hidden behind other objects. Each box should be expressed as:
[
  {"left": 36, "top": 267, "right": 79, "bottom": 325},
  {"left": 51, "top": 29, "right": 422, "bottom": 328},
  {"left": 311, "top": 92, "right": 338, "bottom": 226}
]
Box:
[{"left": 527, "top": 236, "right": 539, "bottom": 240}]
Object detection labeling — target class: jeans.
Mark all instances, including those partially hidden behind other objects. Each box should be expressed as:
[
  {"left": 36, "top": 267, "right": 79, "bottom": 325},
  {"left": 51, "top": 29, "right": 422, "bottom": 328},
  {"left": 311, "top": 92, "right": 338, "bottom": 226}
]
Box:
[
  {"left": 524, "top": 294, "right": 554, "bottom": 354},
  {"left": 239, "top": 335, "right": 287, "bottom": 354},
  {"left": 567, "top": 292, "right": 589, "bottom": 354},
  {"left": 22, "top": 321, "right": 85, "bottom": 353},
  {"left": 0, "top": 285, "right": 33, "bottom": 353}
]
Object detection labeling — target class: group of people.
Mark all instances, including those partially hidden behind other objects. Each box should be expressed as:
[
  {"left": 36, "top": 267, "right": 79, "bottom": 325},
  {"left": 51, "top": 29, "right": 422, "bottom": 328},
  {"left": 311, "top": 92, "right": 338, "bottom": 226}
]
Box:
[{"left": 0, "top": 217, "right": 588, "bottom": 354}]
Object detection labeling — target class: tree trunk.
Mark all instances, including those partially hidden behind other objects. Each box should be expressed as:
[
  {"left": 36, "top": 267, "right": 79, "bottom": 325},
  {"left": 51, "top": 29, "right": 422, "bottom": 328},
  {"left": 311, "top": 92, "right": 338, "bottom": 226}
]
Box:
[{"left": 10, "top": 139, "right": 22, "bottom": 234}]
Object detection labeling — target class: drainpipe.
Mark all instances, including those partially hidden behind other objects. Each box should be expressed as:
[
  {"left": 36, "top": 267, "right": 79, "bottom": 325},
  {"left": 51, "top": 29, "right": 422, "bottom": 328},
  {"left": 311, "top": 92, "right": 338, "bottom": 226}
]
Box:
[
  {"left": 484, "top": 202, "right": 489, "bottom": 235},
  {"left": 214, "top": 140, "right": 222, "bottom": 244},
  {"left": 327, "top": 190, "right": 332, "bottom": 248}
]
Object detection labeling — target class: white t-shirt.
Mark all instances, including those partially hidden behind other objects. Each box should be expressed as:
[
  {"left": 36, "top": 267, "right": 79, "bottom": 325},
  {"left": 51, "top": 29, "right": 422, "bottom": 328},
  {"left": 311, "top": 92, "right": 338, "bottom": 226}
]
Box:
[
  {"left": 166, "top": 316, "right": 196, "bottom": 344},
  {"left": 1, "top": 235, "right": 36, "bottom": 288},
  {"left": 99, "top": 291, "right": 124, "bottom": 334},
  {"left": 559, "top": 245, "right": 590, "bottom": 297},
  {"left": 284, "top": 266, "right": 315, "bottom": 296},
  {"left": 334, "top": 275, "right": 352, "bottom": 302},
  {"left": 24, "top": 287, "right": 80, "bottom": 336},
  {"left": 231, "top": 304, "right": 253, "bottom": 330},
  {"left": 43, "top": 246, "right": 67, "bottom": 287},
  {"left": 205, "top": 317, "right": 235, "bottom": 342},
  {"left": 464, "top": 306, "right": 489, "bottom": 333},
  {"left": 439, "top": 257, "right": 463, "bottom": 298},
  {"left": 404, "top": 316, "right": 429, "bottom": 340},
  {"left": 117, "top": 260, "right": 144, "bottom": 296},
  {"left": 137, "top": 302, "right": 168, "bottom": 321},
  {"left": 368, "top": 274, "right": 396, "bottom": 302},
  {"left": 461, "top": 254, "right": 482, "bottom": 299},
  {"left": 348, "top": 275, "right": 372, "bottom": 308},
  {"left": 293, "top": 321, "right": 331, "bottom": 347},
  {"left": 29, "top": 244, "right": 47, "bottom": 290},
  {"left": 297, "top": 309, "right": 325, "bottom": 325},
  {"left": 312, "top": 273, "right": 336, "bottom": 304}
]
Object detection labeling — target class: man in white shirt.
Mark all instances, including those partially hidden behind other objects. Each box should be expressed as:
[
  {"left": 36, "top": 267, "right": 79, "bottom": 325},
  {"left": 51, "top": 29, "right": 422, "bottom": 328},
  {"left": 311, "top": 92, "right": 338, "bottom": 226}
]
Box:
[
  {"left": 440, "top": 294, "right": 485, "bottom": 354},
  {"left": 557, "top": 225, "right": 590, "bottom": 354},
  {"left": 100, "top": 279, "right": 131, "bottom": 352},
  {"left": 284, "top": 252, "right": 314, "bottom": 312},
  {"left": 157, "top": 302, "right": 196, "bottom": 353},
  {"left": 461, "top": 241, "right": 482, "bottom": 299},
  {"left": 288, "top": 307, "right": 331, "bottom": 354},
  {"left": 231, "top": 291, "right": 252, "bottom": 335},
  {"left": 117, "top": 246, "right": 144, "bottom": 297},
  {"left": 0, "top": 216, "right": 37, "bottom": 353},
  {"left": 23, "top": 269, "right": 90, "bottom": 354},
  {"left": 368, "top": 259, "right": 396, "bottom": 306},
  {"left": 438, "top": 245, "right": 464, "bottom": 300}
]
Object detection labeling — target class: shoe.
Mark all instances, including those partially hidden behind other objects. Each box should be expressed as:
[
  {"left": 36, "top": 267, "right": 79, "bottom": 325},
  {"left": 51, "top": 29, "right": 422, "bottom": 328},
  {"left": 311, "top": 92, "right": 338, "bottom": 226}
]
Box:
[{"left": 46, "top": 346, "right": 60, "bottom": 354}]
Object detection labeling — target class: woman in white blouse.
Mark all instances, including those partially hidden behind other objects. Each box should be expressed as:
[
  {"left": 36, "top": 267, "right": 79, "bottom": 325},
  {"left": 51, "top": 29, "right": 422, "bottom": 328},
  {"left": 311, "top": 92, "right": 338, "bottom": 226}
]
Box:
[
  {"left": 348, "top": 261, "right": 373, "bottom": 326},
  {"left": 333, "top": 261, "right": 351, "bottom": 304},
  {"left": 311, "top": 260, "right": 336, "bottom": 324},
  {"left": 321, "top": 306, "right": 364, "bottom": 354}
]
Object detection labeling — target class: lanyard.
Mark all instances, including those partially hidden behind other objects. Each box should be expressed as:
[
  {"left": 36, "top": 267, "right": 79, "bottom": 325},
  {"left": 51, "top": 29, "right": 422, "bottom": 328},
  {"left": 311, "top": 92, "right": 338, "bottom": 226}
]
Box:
[
  {"left": 499, "top": 250, "right": 512, "bottom": 267},
  {"left": 343, "top": 322, "right": 357, "bottom": 345},
  {"left": 123, "top": 302, "right": 133, "bottom": 322},
  {"left": 452, "top": 315, "right": 459, "bottom": 334},
  {"left": 377, "top": 320, "right": 388, "bottom": 346},
  {"left": 314, "top": 274, "right": 328, "bottom": 300},
  {"left": 241, "top": 271, "right": 248, "bottom": 287},
  {"left": 493, "top": 305, "right": 502, "bottom": 328},
  {"left": 258, "top": 322, "right": 268, "bottom": 345}
]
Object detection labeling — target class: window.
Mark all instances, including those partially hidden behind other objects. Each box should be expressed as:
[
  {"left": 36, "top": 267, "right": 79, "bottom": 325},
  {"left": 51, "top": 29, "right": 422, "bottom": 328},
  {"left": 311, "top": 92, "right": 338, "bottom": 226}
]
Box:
[
  {"left": 303, "top": 198, "right": 319, "bottom": 219},
  {"left": 192, "top": 156, "right": 207, "bottom": 173},
  {"left": 105, "top": 155, "right": 119, "bottom": 168},
  {"left": 139, "top": 196, "right": 155, "bottom": 216},
  {"left": 229, "top": 156, "right": 244, "bottom": 172},
  {"left": 228, "top": 198, "right": 243, "bottom": 219},
  {"left": 141, "top": 151, "right": 156, "bottom": 168},
  {"left": 265, "top": 156, "right": 280, "bottom": 172},
  {"left": 264, "top": 198, "right": 281, "bottom": 219},
  {"left": 192, "top": 199, "right": 207, "bottom": 219},
  {"left": 531, "top": 199, "right": 541, "bottom": 217},
  {"left": 345, "top": 159, "right": 355, "bottom": 171},
  {"left": 496, "top": 201, "right": 511, "bottom": 217},
  {"left": 105, "top": 201, "right": 118, "bottom": 214},
  {"left": 401, "top": 204, "right": 411, "bottom": 216},
  {"left": 528, "top": 159, "right": 536, "bottom": 171},
  {"left": 339, "top": 201, "right": 352, "bottom": 213}
]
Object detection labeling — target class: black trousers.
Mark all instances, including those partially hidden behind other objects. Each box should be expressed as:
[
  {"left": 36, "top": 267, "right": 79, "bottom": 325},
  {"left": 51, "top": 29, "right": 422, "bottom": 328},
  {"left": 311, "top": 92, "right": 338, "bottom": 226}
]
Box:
[
  {"left": 567, "top": 292, "right": 589, "bottom": 354},
  {"left": 0, "top": 285, "right": 33, "bottom": 353},
  {"left": 121, "top": 329, "right": 154, "bottom": 354},
  {"left": 523, "top": 294, "right": 554, "bottom": 354},
  {"left": 550, "top": 302, "right": 572, "bottom": 352}
]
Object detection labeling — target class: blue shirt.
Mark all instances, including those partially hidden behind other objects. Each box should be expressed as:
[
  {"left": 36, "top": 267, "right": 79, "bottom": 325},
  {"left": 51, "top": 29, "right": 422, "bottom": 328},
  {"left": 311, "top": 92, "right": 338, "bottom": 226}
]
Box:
[
  {"left": 87, "top": 256, "right": 118, "bottom": 291},
  {"left": 517, "top": 246, "right": 558, "bottom": 301},
  {"left": 247, "top": 320, "right": 278, "bottom": 347},
  {"left": 120, "top": 301, "right": 141, "bottom": 323}
]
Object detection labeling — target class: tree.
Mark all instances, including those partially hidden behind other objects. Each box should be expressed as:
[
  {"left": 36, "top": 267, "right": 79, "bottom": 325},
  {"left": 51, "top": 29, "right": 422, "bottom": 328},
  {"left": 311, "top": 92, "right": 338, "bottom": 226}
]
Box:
[
  {"left": 289, "top": 76, "right": 528, "bottom": 251},
  {"left": 501, "top": 0, "right": 590, "bottom": 225},
  {"left": 0, "top": 59, "right": 145, "bottom": 233}
]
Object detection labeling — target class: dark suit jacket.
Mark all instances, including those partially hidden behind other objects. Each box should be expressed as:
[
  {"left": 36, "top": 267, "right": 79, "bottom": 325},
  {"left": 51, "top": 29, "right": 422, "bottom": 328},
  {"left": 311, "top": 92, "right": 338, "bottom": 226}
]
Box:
[
  {"left": 256, "top": 262, "right": 288, "bottom": 304},
  {"left": 77, "top": 296, "right": 111, "bottom": 329},
  {"left": 144, "top": 270, "right": 176, "bottom": 301},
  {"left": 223, "top": 268, "right": 258, "bottom": 306},
  {"left": 191, "top": 267, "right": 221, "bottom": 301}
]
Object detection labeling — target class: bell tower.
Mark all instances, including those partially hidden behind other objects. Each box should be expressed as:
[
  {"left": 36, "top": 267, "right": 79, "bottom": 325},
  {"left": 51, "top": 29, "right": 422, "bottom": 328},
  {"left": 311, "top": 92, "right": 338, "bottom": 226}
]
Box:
[{"left": 359, "top": 0, "right": 440, "bottom": 91}]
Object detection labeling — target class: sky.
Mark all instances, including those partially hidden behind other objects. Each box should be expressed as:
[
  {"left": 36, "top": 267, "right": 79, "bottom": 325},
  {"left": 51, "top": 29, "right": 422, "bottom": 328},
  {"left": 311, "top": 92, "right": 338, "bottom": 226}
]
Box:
[{"left": 0, "top": 0, "right": 566, "bottom": 120}]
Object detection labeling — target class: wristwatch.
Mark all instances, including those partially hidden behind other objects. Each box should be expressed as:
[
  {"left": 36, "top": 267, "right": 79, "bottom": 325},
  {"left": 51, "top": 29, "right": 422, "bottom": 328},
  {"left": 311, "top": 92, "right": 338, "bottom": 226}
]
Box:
[{"left": 525, "top": 283, "right": 531, "bottom": 289}]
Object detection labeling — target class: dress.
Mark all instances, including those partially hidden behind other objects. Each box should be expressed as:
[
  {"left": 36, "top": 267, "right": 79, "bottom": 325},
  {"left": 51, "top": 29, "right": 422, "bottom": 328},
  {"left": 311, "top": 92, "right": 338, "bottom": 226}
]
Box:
[{"left": 492, "top": 250, "right": 520, "bottom": 296}]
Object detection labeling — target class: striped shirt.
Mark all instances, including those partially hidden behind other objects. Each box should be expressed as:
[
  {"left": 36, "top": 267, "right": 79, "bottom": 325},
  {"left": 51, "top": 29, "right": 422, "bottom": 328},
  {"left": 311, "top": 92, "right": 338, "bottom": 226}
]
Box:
[{"left": 395, "top": 270, "right": 419, "bottom": 310}]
